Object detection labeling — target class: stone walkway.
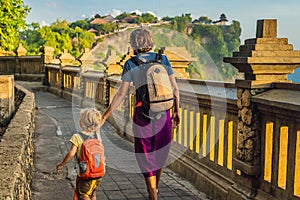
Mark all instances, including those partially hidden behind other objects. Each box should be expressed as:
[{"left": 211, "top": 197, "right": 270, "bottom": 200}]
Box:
[{"left": 31, "top": 91, "right": 210, "bottom": 200}]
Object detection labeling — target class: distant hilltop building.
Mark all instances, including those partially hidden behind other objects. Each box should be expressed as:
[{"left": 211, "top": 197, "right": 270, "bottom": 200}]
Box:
[
  {"left": 90, "top": 18, "right": 108, "bottom": 25},
  {"left": 212, "top": 13, "right": 228, "bottom": 25},
  {"left": 121, "top": 15, "right": 138, "bottom": 23},
  {"left": 103, "top": 15, "right": 117, "bottom": 23},
  {"left": 90, "top": 14, "right": 117, "bottom": 25}
]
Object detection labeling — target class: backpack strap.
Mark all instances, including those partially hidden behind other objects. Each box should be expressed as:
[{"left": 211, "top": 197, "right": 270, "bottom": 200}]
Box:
[
  {"left": 95, "top": 132, "right": 102, "bottom": 142},
  {"left": 156, "top": 50, "right": 163, "bottom": 63},
  {"left": 78, "top": 132, "right": 97, "bottom": 141},
  {"left": 130, "top": 56, "right": 144, "bottom": 66},
  {"left": 130, "top": 52, "right": 163, "bottom": 66}
]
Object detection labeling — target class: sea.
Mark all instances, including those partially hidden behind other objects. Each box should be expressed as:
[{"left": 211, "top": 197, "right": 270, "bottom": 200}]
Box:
[{"left": 288, "top": 67, "right": 300, "bottom": 83}]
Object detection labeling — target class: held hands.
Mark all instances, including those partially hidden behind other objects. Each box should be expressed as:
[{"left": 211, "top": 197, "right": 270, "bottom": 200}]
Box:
[
  {"left": 56, "top": 163, "right": 64, "bottom": 173},
  {"left": 99, "top": 117, "right": 106, "bottom": 127},
  {"left": 172, "top": 111, "right": 180, "bottom": 128},
  {"left": 99, "top": 110, "right": 110, "bottom": 127}
]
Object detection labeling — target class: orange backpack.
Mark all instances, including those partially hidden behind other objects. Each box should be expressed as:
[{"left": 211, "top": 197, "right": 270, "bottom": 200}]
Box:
[{"left": 78, "top": 132, "right": 105, "bottom": 180}]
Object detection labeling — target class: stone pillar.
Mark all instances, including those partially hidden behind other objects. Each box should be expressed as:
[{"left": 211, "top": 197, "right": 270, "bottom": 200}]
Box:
[
  {"left": 14, "top": 44, "right": 27, "bottom": 75},
  {"left": 104, "top": 49, "right": 123, "bottom": 75},
  {"left": 41, "top": 46, "right": 54, "bottom": 64},
  {"left": 79, "top": 48, "right": 96, "bottom": 73},
  {"left": 16, "top": 44, "right": 27, "bottom": 56},
  {"left": 59, "top": 49, "right": 75, "bottom": 67},
  {"left": 0, "top": 47, "right": 7, "bottom": 56},
  {"left": 40, "top": 46, "right": 55, "bottom": 85},
  {"left": 0, "top": 75, "right": 14, "bottom": 127},
  {"left": 224, "top": 19, "right": 300, "bottom": 199},
  {"left": 163, "top": 47, "right": 195, "bottom": 78},
  {"left": 58, "top": 50, "right": 75, "bottom": 92},
  {"left": 224, "top": 19, "right": 300, "bottom": 86},
  {"left": 78, "top": 48, "right": 96, "bottom": 106},
  {"left": 0, "top": 47, "right": 15, "bottom": 56}
]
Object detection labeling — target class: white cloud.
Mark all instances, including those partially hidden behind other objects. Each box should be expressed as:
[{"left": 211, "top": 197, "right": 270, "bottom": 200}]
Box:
[
  {"left": 82, "top": 14, "right": 86, "bottom": 18},
  {"left": 89, "top": 11, "right": 97, "bottom": 19},
  {"left": 108, "top": 9, "right": 160, "bottom": 18},
  {"left": 146, "top": 11, "right": 157, "bottom": 17},
  {"left": 45, "top": 2, "right": 58, "bottom": 9},
  {"left": 41, "top": 20, "right": 49, "bottom": 27},
  {"left": 110, "top": 9, "right": 122, "bottom": 17},
  {"left": 146, "top": 11, "right": 161, "bottom": 20},
  {"left": 130, "top": 9, "right": 142, "bottom": 15}
]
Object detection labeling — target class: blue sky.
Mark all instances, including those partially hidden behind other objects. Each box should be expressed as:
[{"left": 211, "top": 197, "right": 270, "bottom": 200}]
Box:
[{"left": 23, "top": 0, "right": 300, "bottom": 49}]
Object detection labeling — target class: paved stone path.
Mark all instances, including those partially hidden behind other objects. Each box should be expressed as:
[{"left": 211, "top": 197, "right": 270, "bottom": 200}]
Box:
[{"left": 31, "top": 91, "right": 210, "bottom": 200}]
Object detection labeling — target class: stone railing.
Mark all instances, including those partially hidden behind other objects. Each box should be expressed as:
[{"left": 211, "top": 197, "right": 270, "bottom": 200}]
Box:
[
  {"left": 252, "top": 83, "right": 300, "bottom": 200},
  {"left": 43, "top": 19, "right": 300, "bottom": 200},
  {"left": 0, "top": 17, "right": 300, "bottom": 200},
  {"left": 223, "top": 19, "right": 300, "bottom": 200},
  {"left": 45, "top": 65, "right": 239, "bottom": 186},
  {"left": 0, "top": 83, "right": 35, "bottom": 199},
  {"left": 45, "top": 65, "right": 238, "bottom": 198},
  {"left": 45, "top": 64, "right": 300, "bottom": 200},
  {"left": 0, "top": 55, "right": 44, "bottom": 82}
]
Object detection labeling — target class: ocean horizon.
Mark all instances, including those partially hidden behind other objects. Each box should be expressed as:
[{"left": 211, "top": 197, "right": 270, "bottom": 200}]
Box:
[{"left": 289, "top": 67, "right": 300, "bottom": 83}]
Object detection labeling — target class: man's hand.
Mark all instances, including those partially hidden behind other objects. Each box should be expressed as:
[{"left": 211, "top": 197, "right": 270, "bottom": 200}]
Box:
[
  {"left": 172, "top": 112, "right": 180, "bottom": 128},
  {"left": 99, "top": 117, "right": 106, "bottom": 127}
]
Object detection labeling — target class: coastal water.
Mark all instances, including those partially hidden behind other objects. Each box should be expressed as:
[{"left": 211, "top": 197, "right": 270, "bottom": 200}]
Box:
[{"left": 288, "top": 67, "right": 300, "bottom": 83}]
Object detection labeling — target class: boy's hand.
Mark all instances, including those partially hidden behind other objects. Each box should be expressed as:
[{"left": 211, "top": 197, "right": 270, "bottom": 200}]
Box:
[{"left": 56, "top": 163, "right": 64, "bottom": 173}]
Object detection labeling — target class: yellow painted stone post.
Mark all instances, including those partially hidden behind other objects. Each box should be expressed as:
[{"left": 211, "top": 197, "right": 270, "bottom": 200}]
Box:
[
  {"left": 79, "top": 48, "right": 96, "bottom": 73},
  {"left": 58, "top": 50, "right": 76, "bottom": 92},
  {"left": 78, "top": 48, "right": 96, "bottom": 105},
  {"left": 105, "top": 49, "right": 130, "bottom": 75},
  {"left": 59, "top": 49, "right": 75, "bottom": 67},
  {"left": 41, "top": 46, "right": 55, "bottom": 85},
  {"left": 41, "top": 46, "right": 54, "bottom": 64},
  {"left": 163, "top": 47, "right": 195, "bottom": 78},
  {"left": 16, "top": 44, "right": 27, "bottom": 56},
  {"left": 14, "top": 44, "right": 28, "bottom": 74},
  {"left": 224, "top": 19, "right": 300, "bottom": 199},
  {"left": 0, "top": 75, "right": 14, "bottom": 126}
]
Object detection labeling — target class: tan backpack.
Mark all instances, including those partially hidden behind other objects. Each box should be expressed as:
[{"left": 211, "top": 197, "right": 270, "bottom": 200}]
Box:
[{"left": 131, "top": 52, "right": 174, "bottom": 118}]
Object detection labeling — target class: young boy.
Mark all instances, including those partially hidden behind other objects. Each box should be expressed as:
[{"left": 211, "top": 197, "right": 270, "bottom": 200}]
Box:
[{"left": 56, "top": 108, "right": 104, "bottom": 200}]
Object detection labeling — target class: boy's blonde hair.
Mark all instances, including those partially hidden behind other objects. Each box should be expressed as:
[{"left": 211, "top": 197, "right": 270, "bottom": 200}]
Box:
[{"left": 79, "top": 108, "right": 102, "bottom": 132}]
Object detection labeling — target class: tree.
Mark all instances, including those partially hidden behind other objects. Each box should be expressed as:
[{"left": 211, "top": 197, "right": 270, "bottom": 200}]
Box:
[
  {"left": 172, "top": 20, "right": 178, "bottom": 31},
  {"left": 115, "top": 12, "right": 130, "bottom": 20},
  {"left": 0, "top": 0, "right": 30, "bottom": 50},
  {"left": 70, "top": 19, "right": 91, "bottom": 31},
  {"left": 72, "top": 26, "right": 95, "bottom": 57},
  {"left": 20, "top": 22, "right": 42, "bottom": 55},
  {"left": 222, "top": 20, "right": 241, "bottom": 53},
  {"left": 141, "top": 13, "right": 157, "bottom": 23},
  {"left": 161, "top": 16, "right": 173, "bottom": 21},
  {"left": 198, "top": 16, "right": 212, "bottom": 24},
  {"left": 30, "top": 22, "right": 40, "bottom": 30},
  {"left": 190, "top": 21, "right": 241, "bottom": 80},
  {"left": 172, "top": 13, "right": 192, "bottom": 33},
  {"left": 51, "top": 19, "right": 71, "bottom": 34},
  {"left": 93, "top": 23, "right": 117, "bottom": 34},
  {"left": 133, "top": 16, "right": 143, "bottom": 24},
  {"left": 20, "top": 18, "right": 96, "bottom": 57}
]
